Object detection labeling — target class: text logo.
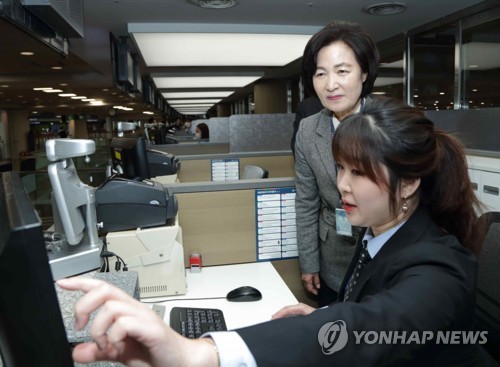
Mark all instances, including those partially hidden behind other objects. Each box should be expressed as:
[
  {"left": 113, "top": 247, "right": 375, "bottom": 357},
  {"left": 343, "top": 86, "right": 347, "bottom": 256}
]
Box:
[{"left": 318, "top": 320, "right": 349, "bottom": 355}]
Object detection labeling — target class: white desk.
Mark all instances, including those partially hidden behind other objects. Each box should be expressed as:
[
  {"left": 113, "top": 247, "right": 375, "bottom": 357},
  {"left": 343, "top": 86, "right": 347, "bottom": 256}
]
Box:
[{"left": 146, "top": 262, "right": 298, "bottom": 330}]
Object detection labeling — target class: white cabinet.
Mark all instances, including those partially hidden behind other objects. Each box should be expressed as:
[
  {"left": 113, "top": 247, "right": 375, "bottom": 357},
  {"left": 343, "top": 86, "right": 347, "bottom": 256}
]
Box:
[
  {"left": 481, "top": 170, "right": 500, "bottom": 211},
  {"left": 467, "top": 156, "right": 500, "bottom": 212}
]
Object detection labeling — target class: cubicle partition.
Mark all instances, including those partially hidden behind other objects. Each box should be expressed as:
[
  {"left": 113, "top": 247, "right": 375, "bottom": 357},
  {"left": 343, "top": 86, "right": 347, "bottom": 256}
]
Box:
[
  {"left": 164, "top": 178, "right": 313, "bottom": 305},
  {"left": 151, "top": 142, "right": 230, "bottom": 156},
  {"left": 192, "top": 117, "right": 230, "bottom": 143},
  {"left": 176, "top": 151, "right": 295, "bottom": 182},
  {"left": 152, "top": 113, "right": 295, "bottom": 159},
  {"left": 229, "top": 113, "right": 295, "bottom": 152}
]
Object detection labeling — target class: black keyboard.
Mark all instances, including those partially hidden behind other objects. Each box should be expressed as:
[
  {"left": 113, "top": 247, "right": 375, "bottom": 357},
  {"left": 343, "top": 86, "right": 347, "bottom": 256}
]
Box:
[{"left": 170, "top": 307, "right": 227, "bottom": 339}]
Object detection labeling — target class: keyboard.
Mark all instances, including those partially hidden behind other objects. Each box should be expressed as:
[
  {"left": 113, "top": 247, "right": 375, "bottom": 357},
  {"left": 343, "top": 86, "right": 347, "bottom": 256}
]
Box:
[{"left": 170, "top": 307, "right": 227, "bottom": 339}]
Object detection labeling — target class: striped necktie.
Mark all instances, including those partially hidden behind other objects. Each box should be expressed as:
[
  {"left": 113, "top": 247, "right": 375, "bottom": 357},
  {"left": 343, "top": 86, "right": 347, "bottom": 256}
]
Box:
[{"left": 343, "top": 240, "right": 371, "bottom": 301}]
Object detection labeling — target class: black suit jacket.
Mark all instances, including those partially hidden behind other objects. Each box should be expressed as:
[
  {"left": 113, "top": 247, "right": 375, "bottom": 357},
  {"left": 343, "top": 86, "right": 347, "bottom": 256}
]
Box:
[
  {"left": 237, "top": 207, "right": 482, "bottom": 366},
  {"left": 290, "top": 96, "right": 324, "bottom": 156}
]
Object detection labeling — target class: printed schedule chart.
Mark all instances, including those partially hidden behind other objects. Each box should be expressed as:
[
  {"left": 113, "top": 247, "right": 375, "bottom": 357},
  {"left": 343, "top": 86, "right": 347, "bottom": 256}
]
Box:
[
  {"left": 211, "top": 159, "right": 240, "bottom": 181},
  {"left": 255, "top": 188, "right": 297, "bottom": 261}
]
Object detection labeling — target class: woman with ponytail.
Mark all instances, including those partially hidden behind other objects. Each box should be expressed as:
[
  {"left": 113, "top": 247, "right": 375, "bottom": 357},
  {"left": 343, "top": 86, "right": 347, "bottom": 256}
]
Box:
[
  {"left": 58, "top": 97, "right": 488, "bottom": 367},
  {"left": 330, "top": 96, "right": 483, "bottom": 255}
]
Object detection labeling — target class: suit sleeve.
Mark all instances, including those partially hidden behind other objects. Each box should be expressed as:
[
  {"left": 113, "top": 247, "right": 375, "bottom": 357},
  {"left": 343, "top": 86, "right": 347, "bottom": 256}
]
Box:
[
  {"left": 295, "top": 120, "right": 321, "bottom": 275},
  {"left": 236, "top": 240, "right": 477, "bottom": 367},
  {"left": 290, "top": 102, "right": 306, "bottom": 155}
]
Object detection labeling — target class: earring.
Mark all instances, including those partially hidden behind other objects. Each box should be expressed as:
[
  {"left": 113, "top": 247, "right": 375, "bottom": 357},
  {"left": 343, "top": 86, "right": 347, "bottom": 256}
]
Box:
[{"left": 402, "top": 195, "right": 408, "bottom": 213}]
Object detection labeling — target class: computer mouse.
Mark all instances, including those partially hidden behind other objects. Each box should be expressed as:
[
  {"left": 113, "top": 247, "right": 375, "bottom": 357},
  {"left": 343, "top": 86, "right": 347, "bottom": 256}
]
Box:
[{"left": 226, "top": 286, "right": 262, "bottom": 302}]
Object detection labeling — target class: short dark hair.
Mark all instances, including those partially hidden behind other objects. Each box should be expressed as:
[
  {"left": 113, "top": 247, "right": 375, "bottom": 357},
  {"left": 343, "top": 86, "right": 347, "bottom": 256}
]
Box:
[
  {"left": 302, "top": 21, "right": 380, "bottom": 98},
  {"left": 196, "top": 122, "right": 209, "bottom": 139}
]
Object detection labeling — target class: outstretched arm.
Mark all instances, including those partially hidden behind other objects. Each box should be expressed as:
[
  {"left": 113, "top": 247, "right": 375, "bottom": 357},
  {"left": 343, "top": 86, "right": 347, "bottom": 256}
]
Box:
[{"left": 57, "top": 277, "right": 218, "bottom": 367}]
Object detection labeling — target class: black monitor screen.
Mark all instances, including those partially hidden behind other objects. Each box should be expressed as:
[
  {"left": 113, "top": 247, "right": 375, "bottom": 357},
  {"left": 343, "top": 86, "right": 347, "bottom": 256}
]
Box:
[
  {"left": 0, "top": 171, "right": 73, "bottom": 366},
  {"left": 154, "top": 125, "right": 167, "bottom": 145},
  {"left": 109, "top": 136, "right": 151, "bottom": 180}
]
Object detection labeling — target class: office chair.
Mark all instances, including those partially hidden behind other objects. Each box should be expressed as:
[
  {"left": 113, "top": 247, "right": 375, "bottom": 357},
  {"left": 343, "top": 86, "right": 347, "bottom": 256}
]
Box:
[
  {"left": 242, "top": 165, "right": 269, "bottom": 179},
  {"left": 475, "top": 211, "right": 500, "bottom": 365}
]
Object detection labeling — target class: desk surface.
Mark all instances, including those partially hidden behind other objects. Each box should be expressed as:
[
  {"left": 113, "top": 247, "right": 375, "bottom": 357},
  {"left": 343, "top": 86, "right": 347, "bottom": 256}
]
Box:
[{"left": 148, "top": 262, "right": 298, "bottom": 330}]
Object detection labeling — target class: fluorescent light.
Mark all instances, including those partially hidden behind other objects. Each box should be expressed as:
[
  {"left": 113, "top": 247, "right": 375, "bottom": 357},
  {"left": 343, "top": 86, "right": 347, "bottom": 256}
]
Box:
[
  {"left": 59, "top": 93, "right": 77, "bottom": 97},
  {"left": 153, "top": 76, "right": 261, "bottom": 89},
  {"left": 176, "top": 112, "right": 207, "bottom": 115},
  {"left": 174, "top": 105, "right": 211, "bottom": 109},
  {"left": 176, "top": 108, "right": 210, "bottom": 111},
  {"left": 133, "top": 32, "right": 312, "bottom": 67},
  {"left": 162, "top": 91, "right": 234, "bottom": 99},
  {"left": 175, "top": 109, "right": 209, "bottom": 113},
  {"left": 43, "top": 89, "right": 63, "bottom": 93},
  {"left": 169, "top": 104, "right": 215, "bottom": 107},
  {"left": 174, "top": 104, "right": 212, "bottom": 108},
  {"left": 166, "top": 99, "right": 221, "bottom": 104}
]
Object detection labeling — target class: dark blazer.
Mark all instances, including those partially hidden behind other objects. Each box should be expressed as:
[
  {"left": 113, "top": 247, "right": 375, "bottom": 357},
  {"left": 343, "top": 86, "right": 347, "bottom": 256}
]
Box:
[
  {"left": 290, "top": 96, "right": 324, "bottom": 156},
  {"left": 237, "top": 206, "right": 482, "bottom": 366}
]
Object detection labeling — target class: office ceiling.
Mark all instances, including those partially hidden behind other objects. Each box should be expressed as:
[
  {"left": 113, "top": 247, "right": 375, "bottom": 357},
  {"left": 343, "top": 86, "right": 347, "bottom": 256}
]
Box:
[{"left": 0, "top": 0, "right": 489, "bottom": 119}]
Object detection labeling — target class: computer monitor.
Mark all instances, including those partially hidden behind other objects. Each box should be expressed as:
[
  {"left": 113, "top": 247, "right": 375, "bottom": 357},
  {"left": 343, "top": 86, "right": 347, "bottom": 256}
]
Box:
[
  {"left": 153, "top": 125, "right": 167, "bottom": 145},
  {"left": 109, "top": 136, "right": 151, "bottom": 180},
  {"left": 0, "top": 171, "right": 73, "bottom": 366}
]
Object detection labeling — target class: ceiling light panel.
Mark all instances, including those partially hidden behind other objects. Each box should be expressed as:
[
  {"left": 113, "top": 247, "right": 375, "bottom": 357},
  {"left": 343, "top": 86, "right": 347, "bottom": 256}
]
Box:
[
  {"left": 175, "top": 112, "right": 208, "bottom": 115},
  {"left": 165, "top": 99, "right": 221, "bottom": 104},
  {"left": 162, "top": 91, "right": 234, "bottom": 99},
  {"left": 153, "top": 76, "right": 262, "bottom": 89},
  {"left": 174, "top": 106, "right": 210, "bottom": 110},
  {"left": 170, "top": 106, "right": 214, "bottom": 110},
  {"left": 133, "top": 33, "right": 312, "bottom": 67},
  {"left": 169, "top": 104, "right": 215, "bottom": 107}
]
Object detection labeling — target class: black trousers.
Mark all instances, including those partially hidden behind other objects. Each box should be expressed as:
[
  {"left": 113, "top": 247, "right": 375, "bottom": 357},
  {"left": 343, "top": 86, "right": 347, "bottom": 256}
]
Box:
[{"left": 317, "top": 277, "right": 338, "bottom": 307}]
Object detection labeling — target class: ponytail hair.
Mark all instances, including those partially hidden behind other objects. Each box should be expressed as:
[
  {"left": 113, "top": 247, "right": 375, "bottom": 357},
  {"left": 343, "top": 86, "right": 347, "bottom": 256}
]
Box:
[
  {"left": 421, "top": 130, "right": 483, "bottom": 254},
  {"left": 333, "top": 96, "right": 484, "bottom": 254}
]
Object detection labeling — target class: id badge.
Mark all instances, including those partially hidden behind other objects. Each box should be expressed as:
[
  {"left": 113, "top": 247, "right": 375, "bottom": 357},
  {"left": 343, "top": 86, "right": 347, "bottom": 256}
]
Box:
[{"left": 335, "top": 208, "right": 352, "bottom": 237}]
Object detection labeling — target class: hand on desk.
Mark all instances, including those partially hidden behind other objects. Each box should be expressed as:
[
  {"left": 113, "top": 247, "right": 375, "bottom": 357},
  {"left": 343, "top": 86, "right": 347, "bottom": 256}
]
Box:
[
  {"left": 56, "top": 277, "right": 218, "bottom": 367},
  {"left": 271, "top": 303, "right": 316, "bottom": 320}
]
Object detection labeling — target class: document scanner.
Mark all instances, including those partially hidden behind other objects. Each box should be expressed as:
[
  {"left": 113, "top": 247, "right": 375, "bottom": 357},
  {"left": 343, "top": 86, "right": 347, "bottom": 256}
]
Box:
[
  {"left": 95, "top": 177, "right": 178, "bottom": 233},
  {"left": 95, "top": 176, "right": 186, "bottom": 298}
]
